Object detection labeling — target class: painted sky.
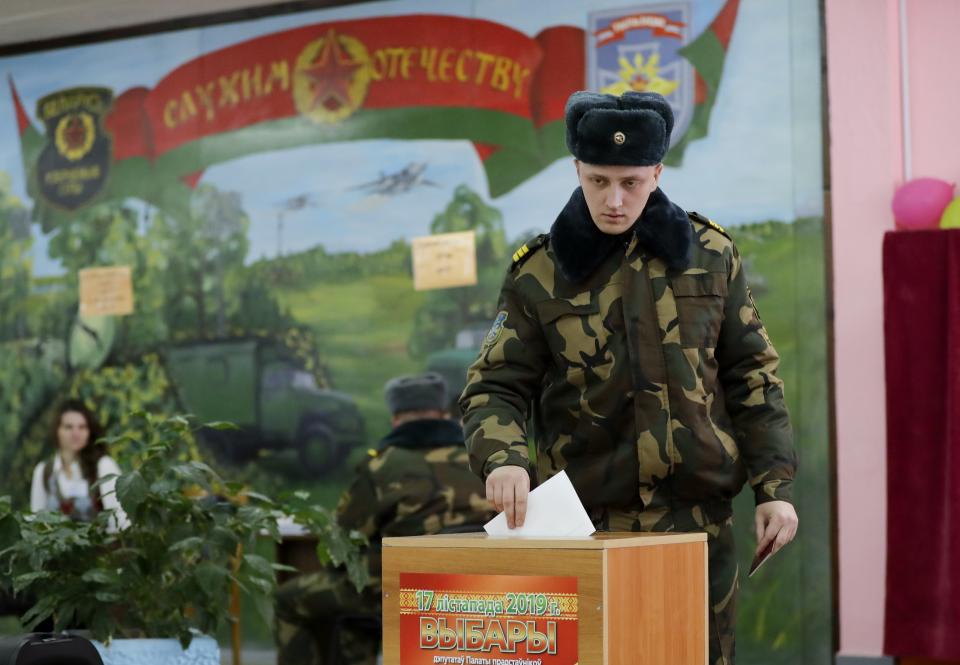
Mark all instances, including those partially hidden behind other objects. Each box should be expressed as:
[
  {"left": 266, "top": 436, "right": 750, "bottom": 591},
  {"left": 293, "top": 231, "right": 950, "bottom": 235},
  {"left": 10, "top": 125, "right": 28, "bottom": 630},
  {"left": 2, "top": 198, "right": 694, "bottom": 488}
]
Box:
[{"left": 0, "top": 0, "right": 823, "bottom": 276}]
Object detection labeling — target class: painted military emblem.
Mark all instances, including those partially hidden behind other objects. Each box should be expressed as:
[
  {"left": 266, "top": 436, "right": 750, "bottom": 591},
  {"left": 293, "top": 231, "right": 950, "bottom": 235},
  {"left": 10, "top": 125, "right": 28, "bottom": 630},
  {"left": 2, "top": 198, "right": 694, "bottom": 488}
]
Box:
[
  {"left": 35, "top": 87, "right": 113, "bottom": 210},
  {"left": 587, "top": 2, "right": 694, "bottom": 148},
  {"left": 484, "top": 311, "right": 508, "bottom": 348},
  {"left": 294, "top": 28, "right": 372, "bottom": 124}
]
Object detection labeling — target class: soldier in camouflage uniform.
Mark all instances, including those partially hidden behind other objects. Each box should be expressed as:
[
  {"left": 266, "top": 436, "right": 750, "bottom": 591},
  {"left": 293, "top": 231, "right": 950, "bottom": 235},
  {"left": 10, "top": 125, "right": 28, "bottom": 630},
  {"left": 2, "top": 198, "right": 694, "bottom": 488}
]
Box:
[
  {"left": 460, "top": 91, "right": 798, "bottom": 665},
  {"left": 275, "top": 372, "right": 494, "bottom": 665}
]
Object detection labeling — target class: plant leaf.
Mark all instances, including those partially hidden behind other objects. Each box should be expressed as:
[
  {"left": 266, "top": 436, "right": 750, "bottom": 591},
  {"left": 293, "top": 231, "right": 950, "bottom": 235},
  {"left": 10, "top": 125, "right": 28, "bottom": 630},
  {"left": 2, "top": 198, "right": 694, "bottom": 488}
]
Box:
[
  {"left": 13, "top": 571, "right": 49, "bottom": 593},
  {"left": 202, "top": 421, "right": 240, "bottom": 431},
  {"left": 81, "top": 568, "right": 119, "bottom": 584},
  {"left": 345, "top": 556, "right": 371, "bottom": 593},
  {"left": 239, "top": 490, "right": 273, "bottom": 505},
  {"left": 241, "top": 554, "right": 274, "bottom": 579},
  {"left": 116, "top": 471, "right": 148, "bottom": 513},
  {"left": 188, "top": 460, "right": 218, "bottom": 476},
  {"left": 21, "top": 595, "right": 57, "bottom": 630},
  {"left": 194, "top": 562, "right": 229, "bottom": 591},
  {"left": 170, "top": 463, "right": 205, "bottom": 484},
  {"left": 169, "top": 536, "right": 204, "bottom": 552},
  {"left": 0, "top": 513, "right": 20, "bottom": 550},
  {"left": 314, "top": 541, "right": 333, "bottom": 566},
  {"left": 90, "top": 473, "right": 118, "bottom": 491},
  {"left": 252, "top": 592, "right": 273, "bottom": 626},
  {"left": 244, "top": 577, "right": 274, "bottom": 595}
]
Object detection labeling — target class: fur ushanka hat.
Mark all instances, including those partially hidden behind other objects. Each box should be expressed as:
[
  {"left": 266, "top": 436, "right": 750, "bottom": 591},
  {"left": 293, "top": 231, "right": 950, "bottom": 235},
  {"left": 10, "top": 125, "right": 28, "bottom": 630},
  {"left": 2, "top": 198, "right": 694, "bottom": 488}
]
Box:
[
  {"left": 564, "top": 90, "right": 674, "bottom": 166},
  {"left": 384, "top": 372, "right": 448, "bottom": 415}
]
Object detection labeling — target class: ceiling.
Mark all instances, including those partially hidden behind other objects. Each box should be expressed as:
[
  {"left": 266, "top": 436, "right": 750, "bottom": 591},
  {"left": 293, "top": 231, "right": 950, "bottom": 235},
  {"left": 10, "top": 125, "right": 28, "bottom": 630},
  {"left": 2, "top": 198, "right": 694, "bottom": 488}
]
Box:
[{"left": 0, "top": 0, "right": 354, "bottom": 52}]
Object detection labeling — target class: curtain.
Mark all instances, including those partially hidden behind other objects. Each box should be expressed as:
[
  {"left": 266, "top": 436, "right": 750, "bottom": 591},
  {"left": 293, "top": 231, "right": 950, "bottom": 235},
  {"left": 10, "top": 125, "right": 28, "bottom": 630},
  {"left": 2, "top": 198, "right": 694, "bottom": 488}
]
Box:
[{"left": 883, "top": 229, "right": 960, "bottom": 660}]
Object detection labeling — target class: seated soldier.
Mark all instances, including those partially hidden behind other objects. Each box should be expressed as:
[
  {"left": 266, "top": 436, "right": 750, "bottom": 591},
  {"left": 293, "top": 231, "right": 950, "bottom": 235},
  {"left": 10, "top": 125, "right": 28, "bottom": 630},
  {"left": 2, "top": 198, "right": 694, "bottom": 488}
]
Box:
[{"left": 274, "top": 372, "right": 495, "bottom": 665}]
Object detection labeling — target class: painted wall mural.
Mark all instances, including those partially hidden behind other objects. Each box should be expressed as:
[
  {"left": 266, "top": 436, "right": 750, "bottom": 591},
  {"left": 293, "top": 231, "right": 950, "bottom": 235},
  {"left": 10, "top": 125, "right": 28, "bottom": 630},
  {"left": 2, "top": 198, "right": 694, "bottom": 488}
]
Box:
[{"left": 0, "top": 0, "right": 829, "bottom": 660}]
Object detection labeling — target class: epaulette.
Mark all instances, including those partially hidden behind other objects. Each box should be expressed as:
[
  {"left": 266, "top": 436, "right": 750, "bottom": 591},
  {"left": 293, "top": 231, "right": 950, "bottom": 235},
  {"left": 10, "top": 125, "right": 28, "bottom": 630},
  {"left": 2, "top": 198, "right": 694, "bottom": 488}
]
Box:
[
  {"left": 366, "top": 448, "right": 379, "bottom": 458},
  {"left": 688, "top": 211, "right": 731, "bottom": 240},
  {"left": 510, "top": 234, "right": 548, "bottom": 271}
]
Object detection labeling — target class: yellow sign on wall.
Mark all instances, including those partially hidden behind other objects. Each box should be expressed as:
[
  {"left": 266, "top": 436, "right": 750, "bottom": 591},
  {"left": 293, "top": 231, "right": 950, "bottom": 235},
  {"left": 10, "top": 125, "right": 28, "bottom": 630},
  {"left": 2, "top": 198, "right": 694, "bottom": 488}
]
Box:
[
  {"left": 78, "top": 266, "right": 134, "bottom": 316},
  {"left": 411, "top": 231, "right": 477, "bottom": 291}
]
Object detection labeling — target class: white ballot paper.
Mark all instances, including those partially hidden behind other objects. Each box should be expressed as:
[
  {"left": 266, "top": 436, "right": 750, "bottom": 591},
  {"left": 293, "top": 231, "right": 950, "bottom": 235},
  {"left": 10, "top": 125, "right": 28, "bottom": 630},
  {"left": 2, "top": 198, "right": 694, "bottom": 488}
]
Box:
[{"left": 484, "top": 470, "right": 596, "bottom": 537}]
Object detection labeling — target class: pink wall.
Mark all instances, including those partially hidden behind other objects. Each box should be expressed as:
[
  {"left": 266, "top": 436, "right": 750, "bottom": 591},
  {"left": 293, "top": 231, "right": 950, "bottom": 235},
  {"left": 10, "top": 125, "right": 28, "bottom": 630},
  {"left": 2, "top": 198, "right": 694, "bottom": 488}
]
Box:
[
  {"left": 905, "top": 1, "right": 960, "bottom": 182},
  {"left": 827, "top": 0, "right": 960, "bottom": 657}
]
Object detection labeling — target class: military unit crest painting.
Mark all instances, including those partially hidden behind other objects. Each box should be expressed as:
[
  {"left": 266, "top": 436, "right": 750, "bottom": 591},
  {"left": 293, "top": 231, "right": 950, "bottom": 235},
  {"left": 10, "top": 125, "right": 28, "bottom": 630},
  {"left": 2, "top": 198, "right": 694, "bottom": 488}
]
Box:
[
  {"left": 0, "top": 0, "right": 829, "bottom": 661},
  {"left": 33, "top": 87, "right": 113, "bottom": 209}
]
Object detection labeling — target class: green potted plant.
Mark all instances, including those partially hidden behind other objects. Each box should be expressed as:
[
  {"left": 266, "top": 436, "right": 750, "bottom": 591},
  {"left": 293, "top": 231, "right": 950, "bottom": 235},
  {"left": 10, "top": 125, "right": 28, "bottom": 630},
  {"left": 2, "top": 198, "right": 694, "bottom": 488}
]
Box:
[{"left": 0, "top": 412, "right": 368, "bottom": 665}]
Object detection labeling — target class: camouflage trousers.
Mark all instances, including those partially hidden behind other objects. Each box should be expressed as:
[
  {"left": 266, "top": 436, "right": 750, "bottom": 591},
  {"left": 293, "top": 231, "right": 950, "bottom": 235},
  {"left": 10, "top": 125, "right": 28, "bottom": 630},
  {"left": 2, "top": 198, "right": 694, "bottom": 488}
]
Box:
[
  {"left": 274, "top": 568, "right": 382, "bottom": 665},
  {"left": 600, "top": 511, "right": 738, "bottom": 665}
]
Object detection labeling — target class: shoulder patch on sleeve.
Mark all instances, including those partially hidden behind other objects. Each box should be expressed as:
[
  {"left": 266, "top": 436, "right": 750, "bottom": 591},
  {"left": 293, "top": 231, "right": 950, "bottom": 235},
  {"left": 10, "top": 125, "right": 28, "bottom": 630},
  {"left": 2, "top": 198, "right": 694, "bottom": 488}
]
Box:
[
  {"left": 510, "top": 234, "right": 548, "bottom": 271},
  {"left": 482, "top": 310, "right": 508, "bottom": 349},
  {"left": 688, "top": 211, "right": 731, "bottom": 240}
]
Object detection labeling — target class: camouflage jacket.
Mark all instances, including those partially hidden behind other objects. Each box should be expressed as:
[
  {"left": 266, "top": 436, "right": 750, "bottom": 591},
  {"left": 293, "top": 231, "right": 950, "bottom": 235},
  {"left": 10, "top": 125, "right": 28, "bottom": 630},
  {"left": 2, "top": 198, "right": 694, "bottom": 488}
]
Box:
[
  {"left": 336, "top": 418, "right": 494, "bottom": 568},
  {"left": 461, "top": 187, "right": 796, "bottom": 531}
]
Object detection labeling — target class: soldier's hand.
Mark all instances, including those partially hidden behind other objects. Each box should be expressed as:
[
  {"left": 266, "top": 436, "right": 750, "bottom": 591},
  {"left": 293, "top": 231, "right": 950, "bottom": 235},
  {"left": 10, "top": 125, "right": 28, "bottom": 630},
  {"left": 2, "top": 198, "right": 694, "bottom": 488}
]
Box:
[
  {"left": 754, "top": 500, "right": 798, "bottom": 558},
  {"left": 486, "top": 465, "right": 530, "bottom": 529}
]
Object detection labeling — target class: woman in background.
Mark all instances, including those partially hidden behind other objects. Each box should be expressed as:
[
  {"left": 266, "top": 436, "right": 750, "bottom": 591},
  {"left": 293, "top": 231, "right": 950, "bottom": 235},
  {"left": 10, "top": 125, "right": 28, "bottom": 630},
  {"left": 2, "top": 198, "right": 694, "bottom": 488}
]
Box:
[{"left": 29, "top": 399, "right": 129, "bottom": 531}]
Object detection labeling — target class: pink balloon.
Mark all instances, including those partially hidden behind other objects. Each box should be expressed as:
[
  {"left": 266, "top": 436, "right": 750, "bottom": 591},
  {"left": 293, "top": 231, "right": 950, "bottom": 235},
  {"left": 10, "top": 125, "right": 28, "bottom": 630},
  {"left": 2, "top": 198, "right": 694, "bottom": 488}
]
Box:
[{"left": 892, "top": 178, "right": 955, "bottom": 229}]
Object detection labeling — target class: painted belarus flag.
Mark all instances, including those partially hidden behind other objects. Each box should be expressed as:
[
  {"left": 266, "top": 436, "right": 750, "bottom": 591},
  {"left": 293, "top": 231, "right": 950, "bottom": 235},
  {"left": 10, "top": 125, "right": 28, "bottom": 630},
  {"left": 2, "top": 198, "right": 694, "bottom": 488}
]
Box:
[{"left": 666, "top": 0, "right": 741, "bottom": 166}]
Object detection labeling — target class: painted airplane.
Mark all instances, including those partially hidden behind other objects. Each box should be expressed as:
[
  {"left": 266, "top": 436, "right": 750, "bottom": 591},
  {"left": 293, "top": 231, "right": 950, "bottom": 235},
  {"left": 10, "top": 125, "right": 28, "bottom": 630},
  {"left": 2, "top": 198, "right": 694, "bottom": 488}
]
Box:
[
  {"left": 275, "top": 193, "right": 318, "bottom": 211},
  {"left": 348, "top": 162, "right": 440, "bottom": 196}
]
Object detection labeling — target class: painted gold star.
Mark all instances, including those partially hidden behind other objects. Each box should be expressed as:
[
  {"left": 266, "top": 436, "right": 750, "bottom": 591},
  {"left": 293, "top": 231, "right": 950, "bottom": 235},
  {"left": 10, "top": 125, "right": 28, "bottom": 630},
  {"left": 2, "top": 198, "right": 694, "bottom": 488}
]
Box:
[{"left": 300, "top": 29, "right": 362, "bottom": 112}]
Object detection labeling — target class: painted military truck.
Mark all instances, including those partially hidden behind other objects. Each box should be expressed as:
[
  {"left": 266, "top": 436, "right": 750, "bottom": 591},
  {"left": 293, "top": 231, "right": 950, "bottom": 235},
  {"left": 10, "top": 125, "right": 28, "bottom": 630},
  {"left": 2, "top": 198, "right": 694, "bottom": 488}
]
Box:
[
  {"left": 162, "top": 338, "right": 364, "bottom": 475},
  {"left": 425, "top": 323, "right": 489, "bottom": 415}
]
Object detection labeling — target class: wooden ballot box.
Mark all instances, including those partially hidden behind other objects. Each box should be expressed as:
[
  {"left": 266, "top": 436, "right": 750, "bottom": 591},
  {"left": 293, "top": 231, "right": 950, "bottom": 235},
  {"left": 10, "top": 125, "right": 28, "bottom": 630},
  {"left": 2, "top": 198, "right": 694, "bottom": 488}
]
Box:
[{"left": 382, "top": 532, "right": 708, "bottom": 665}]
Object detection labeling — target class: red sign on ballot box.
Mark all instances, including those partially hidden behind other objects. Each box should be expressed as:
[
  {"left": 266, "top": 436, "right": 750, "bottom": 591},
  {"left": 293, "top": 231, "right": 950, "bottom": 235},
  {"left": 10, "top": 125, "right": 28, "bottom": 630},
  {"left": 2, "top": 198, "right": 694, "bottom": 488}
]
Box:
[{"left": 398, "top": 572, "right": 578, "bottom": 664}]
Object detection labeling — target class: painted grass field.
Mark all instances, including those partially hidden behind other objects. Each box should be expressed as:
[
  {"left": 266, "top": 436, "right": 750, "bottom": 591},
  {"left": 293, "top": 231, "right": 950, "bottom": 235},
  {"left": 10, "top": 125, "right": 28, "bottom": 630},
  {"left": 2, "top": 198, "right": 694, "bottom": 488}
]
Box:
[
  {"left": 0, "top": 217, "right": 831, "bottom": 660},
  {"left": 271, "top": 273, "right": 426, "bottom": 505},
  {"left": 731, "top": 217, "right": 831, "bottom": 664},
  {"left": 276, "top": 273, "right": 426, "bottom": 440}
]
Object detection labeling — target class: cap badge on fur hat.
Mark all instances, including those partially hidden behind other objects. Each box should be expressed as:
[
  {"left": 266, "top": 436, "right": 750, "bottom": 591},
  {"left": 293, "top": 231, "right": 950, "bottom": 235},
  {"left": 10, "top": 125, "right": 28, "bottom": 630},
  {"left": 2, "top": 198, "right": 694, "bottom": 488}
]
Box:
[{"left": 565, "top": 90, "right": 674, "bottom": 165}]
